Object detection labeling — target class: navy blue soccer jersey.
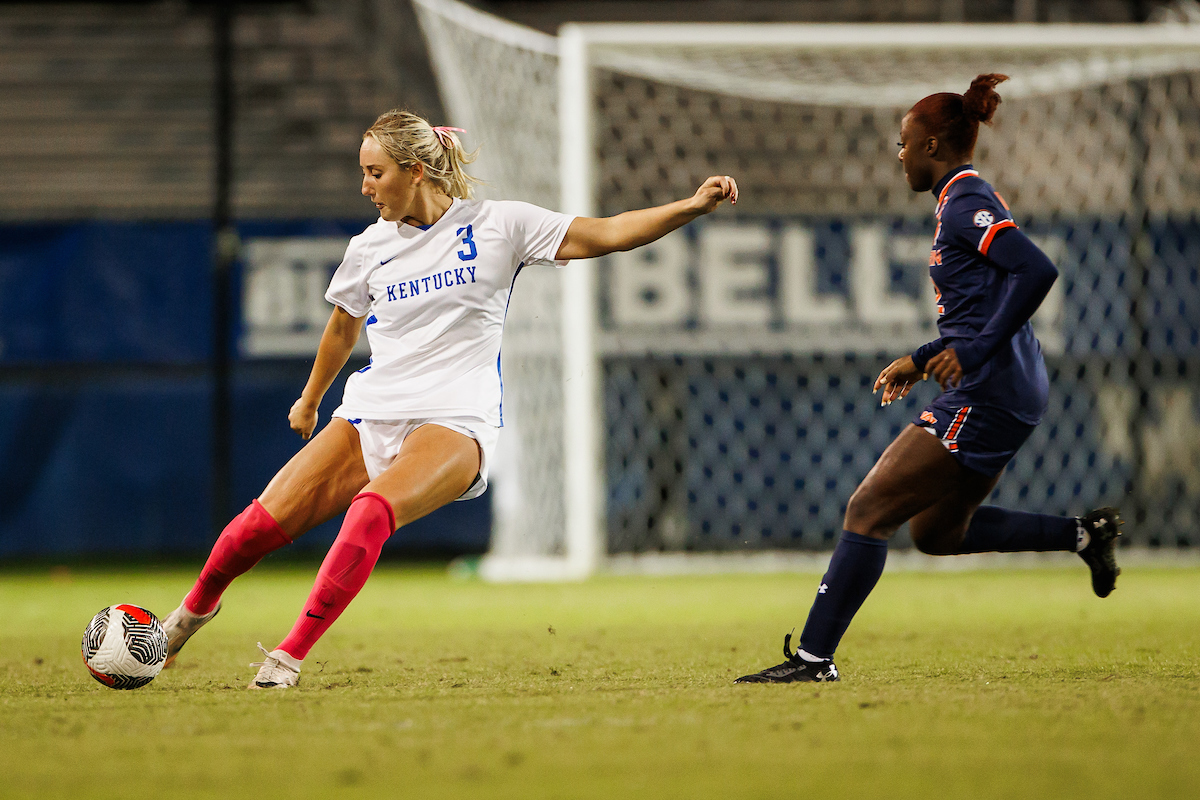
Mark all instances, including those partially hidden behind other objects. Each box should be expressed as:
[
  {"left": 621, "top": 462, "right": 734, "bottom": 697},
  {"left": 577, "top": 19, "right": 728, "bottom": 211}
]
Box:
[{"left": 917, "top": 165, "right": 1051, "bottom": 425}]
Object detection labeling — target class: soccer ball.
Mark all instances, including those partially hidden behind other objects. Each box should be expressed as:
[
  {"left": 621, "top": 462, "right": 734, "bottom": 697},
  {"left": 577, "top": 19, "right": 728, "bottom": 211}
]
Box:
[{"left": 81, "top": 605, "right": 169, "bottom": 690}]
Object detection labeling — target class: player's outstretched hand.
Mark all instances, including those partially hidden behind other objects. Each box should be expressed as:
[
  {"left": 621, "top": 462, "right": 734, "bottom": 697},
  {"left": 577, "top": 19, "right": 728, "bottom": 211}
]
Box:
[
  {"left": 873, "top": 355, "right": 925, "bottom": 406},
  {"left": 691, "top": 175, "right": 739, "bottom": 214},
  {"left": 288, "top": 397, "right": 319, "bottom": 440},
  {"left": 926, "top": 348, "right": 963, "bottom": 389}
]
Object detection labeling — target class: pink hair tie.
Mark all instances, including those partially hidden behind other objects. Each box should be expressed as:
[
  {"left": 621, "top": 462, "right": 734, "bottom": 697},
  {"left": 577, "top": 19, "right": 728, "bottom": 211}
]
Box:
[{"left": 431, "top": 126, "right": 465, "bottom": 147}]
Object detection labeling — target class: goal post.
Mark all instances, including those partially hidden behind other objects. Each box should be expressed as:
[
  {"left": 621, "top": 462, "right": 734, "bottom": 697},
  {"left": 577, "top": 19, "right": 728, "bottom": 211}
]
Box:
[
  {"left": 415, "top": 0, "right": 1200, "bottom": 580},
  {"left": 558, "top": 23, "right": 604, "bottom": 581},
  {"left": 413, "top": 0, "right": 584, "bottom": 580}
]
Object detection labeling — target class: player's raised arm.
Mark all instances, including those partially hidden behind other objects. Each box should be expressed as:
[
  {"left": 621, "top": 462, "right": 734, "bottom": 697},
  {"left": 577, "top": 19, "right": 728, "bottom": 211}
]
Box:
[
  {"left": 288, "top": 306, "right": 363, "bottom": 439},
  {"left": 555, "top": 175, "right": 738, "bottom": 260}
]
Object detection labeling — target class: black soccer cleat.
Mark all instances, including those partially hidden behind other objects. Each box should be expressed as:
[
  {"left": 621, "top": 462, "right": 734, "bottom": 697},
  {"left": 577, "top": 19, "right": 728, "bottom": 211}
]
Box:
[
  {"left": 1077, "top": 507, "right": 1123, "bottom": 598},
  {"left": 734, "top": 632, "right": 840, "bottom": 684}
]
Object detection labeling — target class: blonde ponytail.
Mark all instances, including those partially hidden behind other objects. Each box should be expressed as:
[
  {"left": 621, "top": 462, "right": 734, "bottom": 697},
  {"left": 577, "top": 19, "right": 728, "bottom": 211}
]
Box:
[{"left": 364, "top": 110, "right": 481, "bottom": 199}]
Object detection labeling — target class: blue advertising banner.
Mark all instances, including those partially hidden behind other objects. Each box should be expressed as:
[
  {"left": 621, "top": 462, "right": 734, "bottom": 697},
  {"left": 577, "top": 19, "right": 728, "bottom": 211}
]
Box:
[
  {"left": 0, "top": 220, "right": 490, "bottom": 559},
  {"left": 0, "top": 222, "right": 213, "bottom": 363},
  {"left": 1, "top": 215, "right": 1194, "bottom": 556}
]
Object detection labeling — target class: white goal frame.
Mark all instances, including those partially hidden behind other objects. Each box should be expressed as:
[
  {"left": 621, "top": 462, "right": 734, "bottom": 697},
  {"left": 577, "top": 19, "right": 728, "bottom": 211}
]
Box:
[
  {"left": 540, "top": 22, "right": 1200, "bottom": 581},
  {"left": 467, "top": 17, "right": 1200, "bottom": 581}
]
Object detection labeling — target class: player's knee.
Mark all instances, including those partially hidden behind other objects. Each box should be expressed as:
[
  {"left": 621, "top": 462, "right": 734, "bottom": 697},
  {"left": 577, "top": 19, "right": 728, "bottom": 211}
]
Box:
[{"left": 843, "top": 487, "right": 895, "bottom": 540}]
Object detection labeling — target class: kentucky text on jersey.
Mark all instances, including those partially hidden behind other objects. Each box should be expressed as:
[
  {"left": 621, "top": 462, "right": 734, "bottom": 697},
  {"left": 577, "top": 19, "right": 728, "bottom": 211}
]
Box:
[
  {"left": 384, "top": 266, "right": 477, "bottom": 301},
  {"left": 323, "top": 197, "right": 575, "bottom": 427}
]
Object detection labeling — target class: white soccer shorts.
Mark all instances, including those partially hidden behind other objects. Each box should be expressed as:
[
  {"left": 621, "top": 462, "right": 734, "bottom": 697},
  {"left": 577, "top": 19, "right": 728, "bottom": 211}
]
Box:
[{"left": 331, "top": 413, "right": 499, "bottom": 501}]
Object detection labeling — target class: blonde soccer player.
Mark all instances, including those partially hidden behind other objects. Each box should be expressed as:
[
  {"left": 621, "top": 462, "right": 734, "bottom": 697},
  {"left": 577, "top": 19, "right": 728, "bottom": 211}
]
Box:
[{"left": 159, "top": 110, "right": 738, "bottom": 688}]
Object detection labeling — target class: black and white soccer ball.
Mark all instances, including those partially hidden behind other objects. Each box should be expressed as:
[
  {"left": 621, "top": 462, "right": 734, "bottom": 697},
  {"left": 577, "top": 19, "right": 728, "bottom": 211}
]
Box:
[{"left": 81, "top": 605, "right": 169, "bottom": 689}]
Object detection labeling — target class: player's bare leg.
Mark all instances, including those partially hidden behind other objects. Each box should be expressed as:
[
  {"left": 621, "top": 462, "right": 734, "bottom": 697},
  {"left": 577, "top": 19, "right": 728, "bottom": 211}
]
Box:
[
  {"left": 251, "top": 424, "right": 480, "bottom": 688},
  {"left": 257, "top": 417, "right": 372, "bottom": 537},
  {"left": 364, "top": 423, "right": 483, "bottom": 527},
  {"left": 861, "top": 426, "right": 1121, "bottom": 592},
  {"left": 843, "top": 424, "right": 965, "bottom": 539},
  {"left": 906, "top": 440, "right": 1122, "bottom": 596},
  {"left": 163, "top": 420, "right": 369, "bottom": 667},
  {"left": 907, "top": 460, "right": 1001, "bottom": 555}
]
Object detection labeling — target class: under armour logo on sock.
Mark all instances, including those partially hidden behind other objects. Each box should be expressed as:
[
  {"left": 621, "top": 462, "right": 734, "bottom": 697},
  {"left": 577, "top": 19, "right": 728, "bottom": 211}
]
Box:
[{"left": 818, "top": 583, "right": 828, "bottom": 594}]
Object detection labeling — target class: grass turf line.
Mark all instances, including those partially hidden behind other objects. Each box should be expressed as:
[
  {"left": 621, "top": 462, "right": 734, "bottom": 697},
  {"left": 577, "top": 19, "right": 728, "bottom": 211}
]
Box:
[{"left": 1, "top": 564, "right": 1198, "bottom": 800}]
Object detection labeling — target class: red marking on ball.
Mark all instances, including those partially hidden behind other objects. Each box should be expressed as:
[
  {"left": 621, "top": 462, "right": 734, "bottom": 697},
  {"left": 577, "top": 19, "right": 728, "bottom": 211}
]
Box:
[
  {"left": 85, "top": 662, "right": 116, "bottom": 686},
  {"left": 116, "top": 604, "right": 152, "bottom": 625}
]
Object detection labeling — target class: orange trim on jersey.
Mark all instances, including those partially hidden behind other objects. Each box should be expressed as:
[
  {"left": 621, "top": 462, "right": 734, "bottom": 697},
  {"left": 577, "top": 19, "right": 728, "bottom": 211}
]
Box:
[
  {"left": 978, "top": 219, "right": 1018, "bottom": 256},
  {"left": 935, "top": 169, "right": 979, "bottom": 217},
  {"left": 994, "top": 191, "right": 1011, "bottom": 211},
  {"left": 944, "top": 406, "right": 971, "bottom": 444}
]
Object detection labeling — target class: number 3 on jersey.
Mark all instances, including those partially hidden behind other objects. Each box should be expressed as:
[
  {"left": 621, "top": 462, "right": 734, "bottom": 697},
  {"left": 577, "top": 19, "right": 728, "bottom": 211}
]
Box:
[{"left": 456, "top": 225, "right": 477, "bottom": 261}]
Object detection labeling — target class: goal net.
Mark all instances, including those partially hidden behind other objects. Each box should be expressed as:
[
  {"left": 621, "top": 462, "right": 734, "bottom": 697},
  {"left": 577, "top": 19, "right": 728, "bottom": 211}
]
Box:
[
  {"left": 415, "top": 0, "right": 1200, "bottom": 578},
  {"left": 413, "top": 0, "right": 577, "bottom": 578}
]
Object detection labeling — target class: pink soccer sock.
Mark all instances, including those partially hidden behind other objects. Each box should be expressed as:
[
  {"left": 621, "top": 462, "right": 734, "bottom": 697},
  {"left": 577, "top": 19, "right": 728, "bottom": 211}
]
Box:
[
  {"left": 183, "top": 499, "right": 292, "bottom": 615},
  {"left": 276, "top": 492, "right": 395, "bottom": 661}
]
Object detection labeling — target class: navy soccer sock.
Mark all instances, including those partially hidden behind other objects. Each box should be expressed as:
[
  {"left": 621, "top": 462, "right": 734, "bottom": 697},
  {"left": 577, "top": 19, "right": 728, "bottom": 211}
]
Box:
[
  {"left": 798, "top": 531, "right": 888, "bottom": 660},
  {"left": 957, "top": 506, "right": 1078, "bottom": 554}
]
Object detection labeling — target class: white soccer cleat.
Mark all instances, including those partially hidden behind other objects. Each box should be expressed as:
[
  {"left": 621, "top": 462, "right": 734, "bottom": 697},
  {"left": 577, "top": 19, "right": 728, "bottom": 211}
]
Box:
[
  {"left": 248, "top": 643, "right": 301, "bottom": 689},
  {"left": 160, "top": 601, "right": 221, "bottom": 668}
]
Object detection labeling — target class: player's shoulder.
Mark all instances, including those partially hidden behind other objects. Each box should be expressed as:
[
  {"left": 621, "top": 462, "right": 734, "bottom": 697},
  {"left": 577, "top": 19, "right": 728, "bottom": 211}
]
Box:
[
  {"left": 943, "top": 174, "right": 1010, "bottom": 224},
  {"left": 348, "top": 217, "right": 397, "bottom": 246},
  {"left": 949, "top": 170, "right": 1009, "bottom": 201},
  {"left": 335, "top": 218, "right": 394, "bottom": 265},
  {"left": 450, "top": 197, "right": 517, "bottom": 224},
  {"left": 946, "top": 172, "right": 997, "bottom": 201},
  {"left": 471, "top": 198, "right": 549, "bottom": 217},
  {"left": 463, "top": 198, "right": 565, "bottom": 236}
]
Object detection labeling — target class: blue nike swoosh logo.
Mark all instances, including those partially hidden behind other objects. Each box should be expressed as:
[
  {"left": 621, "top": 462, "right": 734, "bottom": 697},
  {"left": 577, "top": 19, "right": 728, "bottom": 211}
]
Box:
[{"left": 380, "top": 252, "right": 401, "bottom": 265}]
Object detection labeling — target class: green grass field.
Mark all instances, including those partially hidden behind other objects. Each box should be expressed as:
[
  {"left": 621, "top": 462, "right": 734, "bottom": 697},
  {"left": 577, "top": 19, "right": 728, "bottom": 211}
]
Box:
[{"left": 2, "top": 562, "right": 1198, "bottom": 800}]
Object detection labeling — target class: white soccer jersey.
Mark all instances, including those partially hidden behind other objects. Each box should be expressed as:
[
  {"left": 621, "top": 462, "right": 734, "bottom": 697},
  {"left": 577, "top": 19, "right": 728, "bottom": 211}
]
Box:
[{"left": 325, "top": 198, "right": 574, "bottom": 426}]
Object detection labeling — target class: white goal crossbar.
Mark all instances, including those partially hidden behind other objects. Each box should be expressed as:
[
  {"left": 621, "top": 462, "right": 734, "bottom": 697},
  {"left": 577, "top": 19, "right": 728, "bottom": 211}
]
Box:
[{"left": 414, "top": 0, "right": 1200, "bottom": 580}]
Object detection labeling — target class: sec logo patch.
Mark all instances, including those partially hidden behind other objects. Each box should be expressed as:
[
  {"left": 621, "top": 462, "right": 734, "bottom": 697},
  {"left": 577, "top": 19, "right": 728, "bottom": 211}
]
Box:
[{"left": 973, "top": 209, "right": 995, "bottom": 227}]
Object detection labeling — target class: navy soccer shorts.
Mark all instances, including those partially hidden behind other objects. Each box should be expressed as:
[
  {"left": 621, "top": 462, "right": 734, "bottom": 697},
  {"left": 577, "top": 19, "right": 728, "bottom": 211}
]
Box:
[{"left": 913, "top": 399, "right": 1037, "bottom": 477}]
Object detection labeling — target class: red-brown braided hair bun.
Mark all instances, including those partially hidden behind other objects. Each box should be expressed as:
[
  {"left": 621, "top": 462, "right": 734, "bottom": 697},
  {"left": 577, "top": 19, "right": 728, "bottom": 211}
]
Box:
[
  {"left": 962, "top": 73, "right": 1008, "bottom": 126},
  {"left": 909, "top": 73, "right": 1010, "bottom": 157}
]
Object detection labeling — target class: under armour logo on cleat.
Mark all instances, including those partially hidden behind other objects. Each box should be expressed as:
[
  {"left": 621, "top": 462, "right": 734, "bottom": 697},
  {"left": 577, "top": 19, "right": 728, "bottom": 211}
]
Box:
[{"left": 818, "top": 583, "right": 828, "bottom": 594}]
